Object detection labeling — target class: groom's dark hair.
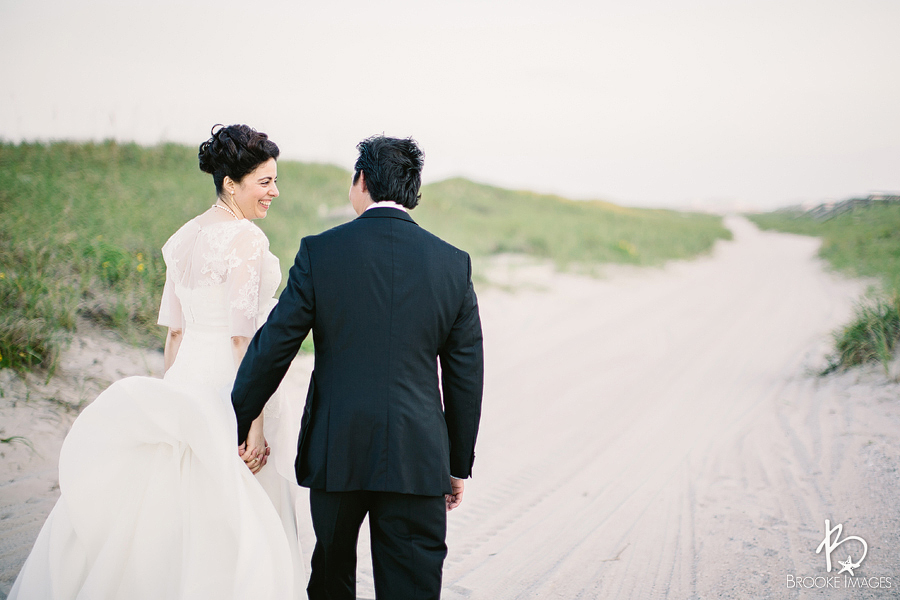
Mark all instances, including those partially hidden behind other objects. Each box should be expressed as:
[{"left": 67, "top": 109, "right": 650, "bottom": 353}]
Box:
[{"left": 353, "top": 135, "right": 424, "bottom": 210}]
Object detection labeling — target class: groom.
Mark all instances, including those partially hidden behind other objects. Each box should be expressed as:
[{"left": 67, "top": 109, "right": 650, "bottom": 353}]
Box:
[{"left": 232, "top": 135, "right": 484, "bottom": 599}]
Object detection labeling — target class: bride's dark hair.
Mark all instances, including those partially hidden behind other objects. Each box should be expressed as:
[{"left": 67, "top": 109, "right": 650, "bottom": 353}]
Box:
[{"left": 198, "top": 124, "right": 280, "bottom": 195}]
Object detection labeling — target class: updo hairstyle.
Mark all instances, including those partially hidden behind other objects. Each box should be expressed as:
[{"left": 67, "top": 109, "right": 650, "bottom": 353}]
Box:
[{"left": 198, "top": 124, "right": 280, "bottom": 196}]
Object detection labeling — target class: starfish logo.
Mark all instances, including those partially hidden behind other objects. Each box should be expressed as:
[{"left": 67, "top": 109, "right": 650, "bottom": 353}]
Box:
[{"left": 816, "top": 519, "right": 867, "bottom": 575}]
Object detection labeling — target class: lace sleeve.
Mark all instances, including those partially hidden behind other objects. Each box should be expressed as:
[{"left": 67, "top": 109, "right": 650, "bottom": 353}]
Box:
[
  {"left": 157, "top": 238, "right": 184, "bottom": 329},
  {"left": 226, "top": 225, "right": 269, "bottom": 338},
  {"left": 157, "top": 277, "right": 184, "bottom": 330}
]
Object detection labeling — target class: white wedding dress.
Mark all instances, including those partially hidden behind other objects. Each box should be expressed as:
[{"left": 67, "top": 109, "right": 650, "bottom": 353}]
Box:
[{"left": 10, "top": 215, "right": 306, "bottom": 599}]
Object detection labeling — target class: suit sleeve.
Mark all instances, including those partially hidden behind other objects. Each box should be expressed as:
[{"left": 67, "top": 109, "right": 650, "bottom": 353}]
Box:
[
  {"left": 439, "top": 254, "right": 484, "bottom": 479},
  {"left": 232, "top": 238, "right": 316, "bottom": 444}
]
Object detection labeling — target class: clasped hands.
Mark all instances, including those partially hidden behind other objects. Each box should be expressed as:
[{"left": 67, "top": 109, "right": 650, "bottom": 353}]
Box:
[{"left": 239, "top": 428, "right": 270, "bottom": 474}]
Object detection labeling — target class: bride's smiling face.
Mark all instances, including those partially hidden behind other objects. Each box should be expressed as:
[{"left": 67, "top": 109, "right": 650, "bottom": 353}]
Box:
[{"left": 228, "top": 158, "right": 279, "bottom": 220}]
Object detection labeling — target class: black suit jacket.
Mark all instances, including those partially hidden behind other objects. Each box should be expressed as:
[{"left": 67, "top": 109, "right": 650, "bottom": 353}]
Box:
[{"left": 232, "top": 208, "right": 483, "bottom": 496}]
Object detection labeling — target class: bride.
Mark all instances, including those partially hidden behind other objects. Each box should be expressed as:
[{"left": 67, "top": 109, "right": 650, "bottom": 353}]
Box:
[{"left": 10, "top": 124, "right": 307, "bottom": 599}]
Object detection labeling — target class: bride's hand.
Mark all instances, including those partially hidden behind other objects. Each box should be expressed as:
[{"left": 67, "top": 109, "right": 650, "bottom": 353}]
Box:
[{"left": 240, "top": 440, "right": 268, "bottom": 474}]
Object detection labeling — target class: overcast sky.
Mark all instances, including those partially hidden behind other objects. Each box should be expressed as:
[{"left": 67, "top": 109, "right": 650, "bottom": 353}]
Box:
[{"left": 1, "top": 0, "right": 898, "bottom": 210}]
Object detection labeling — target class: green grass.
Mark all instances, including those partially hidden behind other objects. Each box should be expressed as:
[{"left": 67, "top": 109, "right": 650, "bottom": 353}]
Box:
[
  {"left": 0, "top": 435, "right": 35, "bottom": 452},
  {"left": 417, "top": 179, "right": 730, "bottom": 268},
  {"left": 822, "top": 293, "right": 900, "bottom": 375},
  {"left": 749, "top": 205, "right": 900, "bottom": 372},
  {"left": 1, "top": 140, "right": 730, "bottom": 373}
]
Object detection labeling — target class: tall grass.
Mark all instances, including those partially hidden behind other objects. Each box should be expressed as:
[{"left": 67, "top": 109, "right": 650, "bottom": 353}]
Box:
[
  {"left": 822, "top": 293, "right": 900, "bottom": 375},
  {"left": 1, "top": 140, "right": 731, "bottom": 373},
  {"left": 750, "top": 205, "right": 900, "bottom": 372},
  {"left": 417, "top": 179, "right": 730, "bottom": 268},
  {"left": 0, "top": 142, "right": 183, "bottom": 373}
]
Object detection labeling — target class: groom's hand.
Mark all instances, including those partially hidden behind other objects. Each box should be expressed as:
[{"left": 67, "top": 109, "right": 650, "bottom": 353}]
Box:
[{"left": 446, "top": 478, "right": 465, "bottom": 511}]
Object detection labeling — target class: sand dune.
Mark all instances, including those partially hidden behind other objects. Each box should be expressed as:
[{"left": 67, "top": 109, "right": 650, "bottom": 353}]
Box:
[{"left": 3, "top": 216, "right": 900, "bottom": 599}]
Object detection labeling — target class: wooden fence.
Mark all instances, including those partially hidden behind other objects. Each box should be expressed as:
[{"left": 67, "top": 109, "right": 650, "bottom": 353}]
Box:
[{"left": 805, "top": 194, "right": 900, "bottom": 221}]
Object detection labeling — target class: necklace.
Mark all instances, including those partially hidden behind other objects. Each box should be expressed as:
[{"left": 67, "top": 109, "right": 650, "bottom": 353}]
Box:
[{"left": 212, "top": 202, "right": 239, "bottom": 220}]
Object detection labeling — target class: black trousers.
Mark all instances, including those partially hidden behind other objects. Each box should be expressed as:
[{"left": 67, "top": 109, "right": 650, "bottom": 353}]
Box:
[{"left": 307, "top": 489, "right": 447, "bottom": 600}]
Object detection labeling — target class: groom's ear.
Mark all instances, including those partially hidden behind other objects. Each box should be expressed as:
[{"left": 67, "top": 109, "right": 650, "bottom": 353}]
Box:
[{"left": 359, "top": 171, "right": 368, "bottom": 193}]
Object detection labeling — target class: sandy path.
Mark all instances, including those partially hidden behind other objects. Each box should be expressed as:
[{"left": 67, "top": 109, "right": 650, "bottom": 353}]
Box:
[
  {"left": 4, "top": 216, "right": 900, "bottom": 599},
  {"left": 433, "top": 216, "right": 900, "bottom": 599}
]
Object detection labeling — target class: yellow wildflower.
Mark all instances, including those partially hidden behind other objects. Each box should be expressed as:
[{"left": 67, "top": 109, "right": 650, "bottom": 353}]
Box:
[
  {"left": 617, "top": 240, "right": 637, "bottom": 256},
  {"left": 137, "top": 263, "right": 145, "bottom": 272}
]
